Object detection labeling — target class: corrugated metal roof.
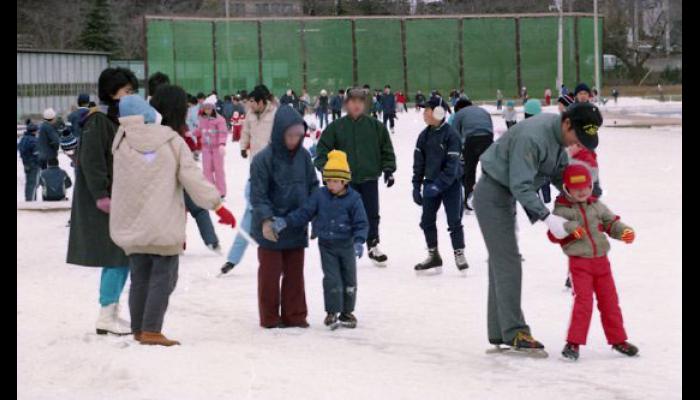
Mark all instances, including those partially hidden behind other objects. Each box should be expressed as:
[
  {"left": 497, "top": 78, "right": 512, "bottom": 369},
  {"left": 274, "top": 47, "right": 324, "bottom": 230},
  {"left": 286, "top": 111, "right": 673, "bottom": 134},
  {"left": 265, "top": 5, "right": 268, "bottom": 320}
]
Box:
[{"left": 17, "top": 48, "right": 111, "bottom": 56}]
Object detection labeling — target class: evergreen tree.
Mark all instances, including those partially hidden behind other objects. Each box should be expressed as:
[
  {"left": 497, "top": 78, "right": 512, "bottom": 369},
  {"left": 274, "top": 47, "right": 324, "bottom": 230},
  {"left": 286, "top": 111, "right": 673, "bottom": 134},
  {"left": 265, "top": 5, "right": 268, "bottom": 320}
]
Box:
[{"left": 78, "top": 0, "right": 117, "bottom": 52}]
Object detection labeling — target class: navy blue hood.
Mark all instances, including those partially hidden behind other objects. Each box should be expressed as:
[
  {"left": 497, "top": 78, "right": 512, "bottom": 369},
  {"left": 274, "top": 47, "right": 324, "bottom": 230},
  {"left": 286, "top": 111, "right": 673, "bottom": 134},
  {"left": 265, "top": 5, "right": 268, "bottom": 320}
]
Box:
[{"left": 270, "top": 105, "right": 307, "bottom": 155}]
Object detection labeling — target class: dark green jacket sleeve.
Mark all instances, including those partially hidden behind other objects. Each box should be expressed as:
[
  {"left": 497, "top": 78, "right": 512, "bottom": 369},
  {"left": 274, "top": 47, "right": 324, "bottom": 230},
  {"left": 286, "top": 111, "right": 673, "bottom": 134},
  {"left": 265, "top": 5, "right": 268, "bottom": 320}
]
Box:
[
  {"left": 379, "top": 123, "right": 396, "bottom": 173},
  {"left": 314, "top": 123, "right": 335, "bottom": 172},
  {"left": 79, "top": 116, "right": 112, "bottom": 200}
]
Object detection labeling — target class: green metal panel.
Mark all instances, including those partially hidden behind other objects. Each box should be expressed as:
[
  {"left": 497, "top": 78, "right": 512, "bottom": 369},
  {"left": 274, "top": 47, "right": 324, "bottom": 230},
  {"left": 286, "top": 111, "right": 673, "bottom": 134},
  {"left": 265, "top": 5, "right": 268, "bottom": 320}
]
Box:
[
  {"left": 355, "top": 19, "right": 404, "bottom": 92},
  {"left": 146, "top": 20, "right": 174, "bottom": 80},
  {"left": 261, "top": 20, "right": 303, "bottom": 98},
  {"left": 405, "top": 18, "right": 461, "bottom": 97},
  {"left": 519, "top": 17, "right": 558, "bottom": 100},
  {"left": 303, "top": 20, "right": 353, "bottom": 96},
  {"left": 462, "top": 18, "right": 517, "bottom": 99},
  {"left": 215, "top": 20, "right": 259, "bottom": 94},
  {"left": 577, "top": 17, "right": 603, "bottom": 89},
  {"left": 563, "top": 16, "right": 577, "bottom": 88},
  {"left": 172, "top": 21, "right": 214, "bottom": 94}
]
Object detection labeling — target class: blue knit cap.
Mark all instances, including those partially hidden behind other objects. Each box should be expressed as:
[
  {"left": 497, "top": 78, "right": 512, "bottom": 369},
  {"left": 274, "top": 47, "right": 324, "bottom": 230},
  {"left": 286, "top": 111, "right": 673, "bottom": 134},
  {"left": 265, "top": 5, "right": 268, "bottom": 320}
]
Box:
[{"left": 118, "top": 95, "right": 157, "bottom": 124}]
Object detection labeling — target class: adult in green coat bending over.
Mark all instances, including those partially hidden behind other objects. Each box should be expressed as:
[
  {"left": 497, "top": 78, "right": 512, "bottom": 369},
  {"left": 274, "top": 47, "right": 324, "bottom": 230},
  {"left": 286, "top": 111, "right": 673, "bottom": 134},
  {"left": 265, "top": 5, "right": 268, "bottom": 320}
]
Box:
[
  {"left": 67, "top": 67, "right": 138, "bottom": 336},
  {"left": 314, "top": 87, "right": 396, "bottom": 267},
  {"left": 473, "top": 102, "right": 603, "bottom": 354}
]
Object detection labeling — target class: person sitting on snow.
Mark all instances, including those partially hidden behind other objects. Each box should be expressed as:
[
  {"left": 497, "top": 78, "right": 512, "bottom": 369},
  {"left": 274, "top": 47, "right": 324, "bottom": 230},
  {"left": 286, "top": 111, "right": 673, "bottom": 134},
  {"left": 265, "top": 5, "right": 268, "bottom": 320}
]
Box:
[
  {"left": 38, "top": 158, "right": 72, "bottom": 201},
  {"left": 547, "top": 163, "right": 638, "bottom": 361}
]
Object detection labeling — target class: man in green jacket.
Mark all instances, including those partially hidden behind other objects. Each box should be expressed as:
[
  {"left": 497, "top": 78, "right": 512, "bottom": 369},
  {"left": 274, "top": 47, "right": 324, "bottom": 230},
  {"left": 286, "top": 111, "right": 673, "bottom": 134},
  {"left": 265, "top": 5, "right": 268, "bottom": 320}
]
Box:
[
  {"left": 472, "top": 102, "right": 603, "bottom": 354},
  {"left": 314, "top": 87, "right": 397, "bottom": 267}
]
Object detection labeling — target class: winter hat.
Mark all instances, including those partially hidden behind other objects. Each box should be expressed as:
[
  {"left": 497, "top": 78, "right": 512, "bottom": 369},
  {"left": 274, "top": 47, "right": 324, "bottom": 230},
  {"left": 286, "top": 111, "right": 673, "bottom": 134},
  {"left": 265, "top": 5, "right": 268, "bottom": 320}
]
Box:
[
  {"left": 60, "top": 129, "right": 78, "bottom": 152},
  {"left": 25, "top": 119, "right": 38, "bottom": 133},
  {"left": 505, "top": 100, "right": 515, "bottom": 108},
  {"left": 43, "top": 107, "right": 56, "bottom": 120},
  {"left": 345, "top": 87, "right": 366, "bottom": 101},
  {"left": 118, "top": 95, "right": 157, "bottom": 124},
  {"left": 77, "top": 93, "right": 90, "bottom": 105},
  {"left": 567, "top": 102, "right": 603, "bottom": 150},
  {"left": 203, "top": 94, "right": 218, "bottom": 107},
  {"left": 323, "top": 150, "right": 351, "bottom": 182},
  {"left": 523, "top": 99, "right": 542, "bottom": 116},
  {"left": 557, "top": 94, "right": 575, "bottom": 107},
  {"left": 574, "top": 83, "right": 591, "bottom": 96},
  {"left": 320, "top": 89, "right": 327, "bottom": 96},
  {"left": 563, "top": 163, "right": 592, "bottom": 191}
]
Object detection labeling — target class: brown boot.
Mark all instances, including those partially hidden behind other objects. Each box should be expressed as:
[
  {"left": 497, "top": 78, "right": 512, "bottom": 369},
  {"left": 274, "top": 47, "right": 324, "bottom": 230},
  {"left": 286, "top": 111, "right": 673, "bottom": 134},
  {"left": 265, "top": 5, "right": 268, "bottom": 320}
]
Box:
[
  {"left": 134, "top": 331, "right": 142, "bottom": 342},
  {"left": 139, "top": 331, "right": 181, "bottom": 346}
]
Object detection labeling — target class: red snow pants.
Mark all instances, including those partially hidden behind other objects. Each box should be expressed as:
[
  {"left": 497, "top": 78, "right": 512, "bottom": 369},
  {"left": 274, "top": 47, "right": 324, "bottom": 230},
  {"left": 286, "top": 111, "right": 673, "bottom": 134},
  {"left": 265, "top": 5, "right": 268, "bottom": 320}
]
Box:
[
  {"left": 567, "top": 255, "right": 627, "bottom": 345},
  {"left": 257, "top": 247, "right": 307, "bottom": 328}
]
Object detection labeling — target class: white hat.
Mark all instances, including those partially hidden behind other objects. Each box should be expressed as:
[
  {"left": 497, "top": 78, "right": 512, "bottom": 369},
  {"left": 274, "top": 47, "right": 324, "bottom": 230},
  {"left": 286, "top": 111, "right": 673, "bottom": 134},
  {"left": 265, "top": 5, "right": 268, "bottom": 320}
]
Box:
[
  {"left": 43, "top": 107, "right": 56, "bottom": 120},
  {"left": 320, "top": 89, "right": 327, "bottom": 96},
  {"left": 203, "top": 94, "right": 217, "bottom": 106}
]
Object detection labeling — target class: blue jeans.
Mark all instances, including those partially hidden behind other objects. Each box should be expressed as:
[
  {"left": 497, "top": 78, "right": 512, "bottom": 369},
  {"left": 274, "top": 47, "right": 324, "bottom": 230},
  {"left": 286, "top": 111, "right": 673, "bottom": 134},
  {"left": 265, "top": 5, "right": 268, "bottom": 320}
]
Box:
[
  {"left": 317, "top": 111, "right": 329, "bottom": 129},
  {"left": 319, "top": 239, "right": 357, "bottom": 313},
  {"left": 23, "top": 164, "right": 40, "bottom": 201},
  {"left": 99, "top": 266, "right": 129, "bottom": 306},
  {"left": 184, "top": 191, "right": 219, "bottom": 246},
  {"left": 227, "top": 180, "right": 252, "bottom": 265},
  {"left": 420, "top": 180, "right": 465, "bottom": 250}
]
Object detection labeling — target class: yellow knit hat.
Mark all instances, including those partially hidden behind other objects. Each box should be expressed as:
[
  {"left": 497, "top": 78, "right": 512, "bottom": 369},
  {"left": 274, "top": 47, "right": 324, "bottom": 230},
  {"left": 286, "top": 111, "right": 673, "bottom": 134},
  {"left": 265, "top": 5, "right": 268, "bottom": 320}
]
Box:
[{"left": 323, "top": 150, "right": 351, "bottom": 182}]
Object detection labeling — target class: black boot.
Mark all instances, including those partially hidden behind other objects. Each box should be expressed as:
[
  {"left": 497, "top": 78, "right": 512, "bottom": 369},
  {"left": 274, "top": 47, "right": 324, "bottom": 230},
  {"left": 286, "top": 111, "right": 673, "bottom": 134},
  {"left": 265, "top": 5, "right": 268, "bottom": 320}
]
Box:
[
  {"left": 339, "top": 312, "right": 357, "bottom": 328},
  {"left": 415, "top": 248, "right": 443, "bottom": 273},
  {"left": 612, "top": 341, "right": 639, "bottom": 357},
  {"left": 561, "top": 342, "right": 580, "bottom": 361},
  {"left": 220, "top": 262, "right": 236, "bottom": 275},
  {"left": 324, "top": 313, "right": 340, "bottom": 330},
  {"left": 367, "top": 238, "right": 388, "bottom": 267}
]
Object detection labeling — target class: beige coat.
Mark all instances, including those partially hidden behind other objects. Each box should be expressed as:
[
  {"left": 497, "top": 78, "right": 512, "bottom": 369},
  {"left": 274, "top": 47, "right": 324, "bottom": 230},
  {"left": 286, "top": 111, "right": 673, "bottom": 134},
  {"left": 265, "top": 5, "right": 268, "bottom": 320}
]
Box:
[
  {"left": 110, "top": 115, "right": 221, "bottom": 256},
  {"left": 240, "top": 103, "right": 277, "bottom": 158}
]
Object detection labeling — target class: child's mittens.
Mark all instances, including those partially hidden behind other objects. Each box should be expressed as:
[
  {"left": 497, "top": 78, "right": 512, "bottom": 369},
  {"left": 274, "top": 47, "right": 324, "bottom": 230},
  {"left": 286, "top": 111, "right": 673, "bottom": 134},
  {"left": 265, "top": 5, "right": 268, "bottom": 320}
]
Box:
[
  {"left": 215, "top": 205, "right": 237, "bottom": 228},
  {"left": 621, "top": 228, "right": 635, "bottom": 244},
  {"left": 571, "top": 226, "right": 586, "bottom": 240},
  {"left": 544, "top": 214, "right": 569, "bottom": 239},
  {"left": 271, "top": 217, "right": 287, "bottom": 235},
  {"left": 354, "top": 242, "right": 364, "bottom": 258}
]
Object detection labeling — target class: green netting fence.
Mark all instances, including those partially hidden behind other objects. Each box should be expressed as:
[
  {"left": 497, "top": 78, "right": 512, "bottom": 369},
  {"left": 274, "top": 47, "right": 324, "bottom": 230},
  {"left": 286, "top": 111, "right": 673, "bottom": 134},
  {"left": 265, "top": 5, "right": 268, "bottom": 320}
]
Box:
[{"left": 145, "top": 14, "right": 602, "bottom": 100}]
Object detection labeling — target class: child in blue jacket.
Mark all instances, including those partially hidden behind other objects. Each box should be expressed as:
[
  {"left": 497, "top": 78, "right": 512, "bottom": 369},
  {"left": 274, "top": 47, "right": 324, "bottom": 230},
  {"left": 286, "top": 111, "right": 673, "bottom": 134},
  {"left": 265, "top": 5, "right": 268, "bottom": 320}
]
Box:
[{"left": 272, "top": 150, "right": 369, "bottom": 329}]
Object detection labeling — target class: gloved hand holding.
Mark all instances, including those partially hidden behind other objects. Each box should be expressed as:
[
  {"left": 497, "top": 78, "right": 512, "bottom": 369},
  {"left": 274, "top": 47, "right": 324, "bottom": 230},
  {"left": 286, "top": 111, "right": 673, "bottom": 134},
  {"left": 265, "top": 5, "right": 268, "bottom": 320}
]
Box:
[
  {"left": 219, "top": 145, "right": 226, "bottom": 157},
  {"left": 571, "top": 226, "right": 586, "bottom": 240},
  {"left": 383, "top": 171, "right": 395, "bottom": 187},
  {"left": 262, "top": 219, "right": 278, "bottom": 242},
  {"left": 215, "top": 205, "right": 236, "bottom": 228},
  {"left": 412, "top": 185, "right": 423, "bottom": 206},
  {"left": 354, "top": 242, "right": 364, "bottom": 258},
  {"left": 96, "top": 197, "right": 111, "bottom": 214},
  {"left": 621, "top": 228, "right": 635, "bottom": 244},
  {"left": 271, "top": 217, "right": 287, "bottom": 235},
  {"left": 241, "top": 149, "right": 248, "bottom": 159},
  {"left": 544, "top": 214, "right": 569, "bottom": 239},
  {"left": 422, "top": 181, "right": 442, "bottom": 198}
]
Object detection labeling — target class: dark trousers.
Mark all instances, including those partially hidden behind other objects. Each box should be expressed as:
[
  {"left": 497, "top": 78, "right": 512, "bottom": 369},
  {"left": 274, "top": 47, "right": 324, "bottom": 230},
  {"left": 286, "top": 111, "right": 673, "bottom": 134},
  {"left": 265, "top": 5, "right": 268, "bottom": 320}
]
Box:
[
  {"left": 539, "top": 180, "right": 552, "bottom": 204},
  {"left": 332, "top": 110, "right": 341, "bottom": 121},
  {"left": 23, "top": 164, "right": 40, "bottom": 201},
  {"left": 257, "top": 247, "right": 307, "bottom": 327},
  {"left": 128, "top": 254, "right": 179, "bottom": 333},
  {"left": 184, "top": 191, "right": 218, "bottom": 246},
  {"left": 506, "top": 120, "right": 516, "bottom": 129},
  {"left": 462, "top": 135, "right": 494, "bottom": 200},
  {"left": 350, "top": 180, "right": 380, "bottom": 247},
  {"left": 383, "top": 113, "right": 395, "bottom": 130},
  {"left": 420, "top": 180, "right": 464, "bottom": 250},
  {"left": 319, "top": 239, "right": 357, "bottom": 313}
]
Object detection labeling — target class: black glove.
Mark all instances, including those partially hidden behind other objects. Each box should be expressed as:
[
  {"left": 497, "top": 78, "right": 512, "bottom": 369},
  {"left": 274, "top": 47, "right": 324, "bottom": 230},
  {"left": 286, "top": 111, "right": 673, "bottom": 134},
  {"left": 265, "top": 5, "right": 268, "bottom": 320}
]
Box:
[
  {"left": 383, "top": 171, "right": 395, "bottom": 187},
  {"left": 241, "top": 149, "right": 248, "bottom": 158},
  {"left": 412, "top": 185, "right": 423, "bottom": 206}
]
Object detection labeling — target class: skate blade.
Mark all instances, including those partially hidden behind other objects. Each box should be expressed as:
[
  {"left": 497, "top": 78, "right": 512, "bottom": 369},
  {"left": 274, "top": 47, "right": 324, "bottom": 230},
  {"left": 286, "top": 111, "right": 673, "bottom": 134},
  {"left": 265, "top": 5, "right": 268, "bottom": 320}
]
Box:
[
  {"left": 339, "top": 321, "right": 357, "bottom": 329},
  {"left": 502, "top": 347, "right": 549, "bottom": 358},
  {"left": 415, "top": 266, "right": 443, "bottom": 276},
  {"left": 96, "top": 329, "right": 132, "bottom": 336},
  {"left": 327, "top": 322, "right": 341, "bottom": 331},
  {"left": 371, "top": 260, "right": 388, "bottom": 268}
]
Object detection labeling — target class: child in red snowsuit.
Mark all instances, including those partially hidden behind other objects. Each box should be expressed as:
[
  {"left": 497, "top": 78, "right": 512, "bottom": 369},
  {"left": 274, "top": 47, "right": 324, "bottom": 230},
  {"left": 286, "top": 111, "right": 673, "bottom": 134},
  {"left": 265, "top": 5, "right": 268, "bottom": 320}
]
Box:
[
  {"left": 231, "top": 111, "right": 245, "bottom": 142},
  {"left": 547, "top": 164, "right": 638, "bottom": 361}
]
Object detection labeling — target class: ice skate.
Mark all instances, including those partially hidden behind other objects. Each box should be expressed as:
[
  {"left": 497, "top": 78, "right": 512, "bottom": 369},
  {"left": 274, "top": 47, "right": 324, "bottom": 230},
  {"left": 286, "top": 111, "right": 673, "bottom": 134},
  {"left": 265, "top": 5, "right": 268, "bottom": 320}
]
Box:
[
  {"left": 368, "top": 245, "right": 388, "bottom": 267},
  {"left": 415, "top": 248, "right": 443, "bottom": 275},
  {"left": 339, "top": 312, "right": 357, "bottom": 329},
  {"left": 324, "top": 313, "right": 340, "bottom": 330},
  {"left": 561, "top": 343, "right": 579, "bottom": 361},
  {"left": 207, "top": 243, "right": 223, "bottom": 255},
  {"left": 489, "top": 331, "right": 548, "bottom": 358},
  {"left": 454, "top": 249, "right": 469, "bottom": 273},
  {"left": 218, "top": 261, "right": 235, "bottom": 277},
  {"left": 612, "top": 341, "right": 639, "bottom": 357},
  {"left": 95, "top": 304, "right": 131, "bottom": 336}
]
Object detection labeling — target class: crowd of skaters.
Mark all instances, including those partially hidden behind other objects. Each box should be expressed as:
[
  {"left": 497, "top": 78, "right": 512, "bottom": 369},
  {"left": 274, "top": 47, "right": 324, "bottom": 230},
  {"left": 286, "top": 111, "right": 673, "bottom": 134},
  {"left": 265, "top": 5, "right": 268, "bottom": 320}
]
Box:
[{"left": 18, "top": 66, "right": 639, "bottom": 361}]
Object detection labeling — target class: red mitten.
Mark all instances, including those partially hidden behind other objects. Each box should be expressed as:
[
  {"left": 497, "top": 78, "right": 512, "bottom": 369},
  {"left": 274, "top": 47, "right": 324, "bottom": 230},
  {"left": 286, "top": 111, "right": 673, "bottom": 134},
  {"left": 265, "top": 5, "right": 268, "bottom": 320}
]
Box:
[
  {"left": 215, "top": 206, "right": 236, "bottom": 228},
  {"left": 621, "top": 228, "right": 635, "bottom": 244},
  {"left": 571, "top": 226, "right": 586, "bottom": 240},
  {"left": 96, "top": 197, "right": 111, "bottom": 214}
]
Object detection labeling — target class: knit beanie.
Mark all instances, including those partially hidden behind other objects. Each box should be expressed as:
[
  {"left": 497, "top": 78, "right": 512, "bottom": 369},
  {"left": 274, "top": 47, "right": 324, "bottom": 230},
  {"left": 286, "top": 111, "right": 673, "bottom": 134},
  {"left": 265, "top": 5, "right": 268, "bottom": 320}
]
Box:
[
  {"left": 523, "top": 99, "right": 542, "bottom": 116},
  {"left": 60, "top": 130, "right": 78, "bottom": 152},
  {"left": 563, "top": 164, "right": 592, "bottom": 191},
  {"left": 323, "top": 150, "right": 351, "bottom": 182},
  {"left": 203, "top": 94, "right": 218, "bottom": 106},
  {"left": 118, "top": 95, "right": 157, "bottom": 124}
]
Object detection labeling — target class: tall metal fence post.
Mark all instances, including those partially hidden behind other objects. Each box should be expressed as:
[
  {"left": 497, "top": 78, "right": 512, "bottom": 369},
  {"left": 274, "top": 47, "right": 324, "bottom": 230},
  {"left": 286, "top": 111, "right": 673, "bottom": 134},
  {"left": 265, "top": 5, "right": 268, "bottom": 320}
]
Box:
[
  {"left": 458, "top": 18, "right": 465, "bottom": 93},
  {"left": 300, "top": 20, "right": 307, "bottom": 91},
  {"left": 212, "top": 21, "right": 218, "bottom": 92},
  {"left": 257, "top": 20, "right": 263, "bottom": 84},
  {"left": 351, "top": 19, "right": 358, "bottom": 86},
  {"left": 400, "top": 18, "right": 408, "bottom": 96},
  {"left": 574, "top": 16, "right": 581, "bottom": 84},
  {"left": 143, "top": 16, "right": 149, "bottom": 97},
  {"left": 514, "top": 17, "right": 522, "bottom": 97}
]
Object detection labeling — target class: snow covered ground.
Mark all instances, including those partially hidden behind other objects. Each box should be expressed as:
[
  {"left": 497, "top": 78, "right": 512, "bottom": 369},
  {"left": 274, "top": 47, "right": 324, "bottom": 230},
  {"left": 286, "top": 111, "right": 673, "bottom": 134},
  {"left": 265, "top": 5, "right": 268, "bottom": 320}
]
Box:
[{"left": 17, "top": 99, "right": 682, "bottom": 399}]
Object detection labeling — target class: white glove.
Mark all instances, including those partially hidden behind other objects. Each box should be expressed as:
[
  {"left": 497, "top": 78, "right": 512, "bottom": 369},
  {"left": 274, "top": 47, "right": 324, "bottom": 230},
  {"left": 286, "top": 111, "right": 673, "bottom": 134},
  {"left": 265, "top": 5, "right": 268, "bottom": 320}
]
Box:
[
  {"left": 219, "top": 145, "right": 226, "bottom": 157},
  {"left": 544, "top": 214, "right": 569, "bottom": 239}
]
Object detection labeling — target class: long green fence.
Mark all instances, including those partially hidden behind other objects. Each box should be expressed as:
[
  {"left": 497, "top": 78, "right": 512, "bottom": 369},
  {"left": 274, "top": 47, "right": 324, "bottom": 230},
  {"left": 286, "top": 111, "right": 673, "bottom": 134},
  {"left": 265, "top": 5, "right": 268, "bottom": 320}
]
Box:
[{"left": 145, "top": 14, "right": 602, "bottom": 100}]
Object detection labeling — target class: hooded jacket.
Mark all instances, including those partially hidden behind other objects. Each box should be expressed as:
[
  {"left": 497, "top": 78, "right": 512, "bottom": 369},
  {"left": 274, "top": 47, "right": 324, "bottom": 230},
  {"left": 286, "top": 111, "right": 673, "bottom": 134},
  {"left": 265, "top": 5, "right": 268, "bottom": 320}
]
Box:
[
  {"left": 109, "top": 115, "right": 221, "bottom": 256},
  {"left": 548, "top": 195, "right": 631, "bottom": 258},
  {"left": 241, "top": 103, "right": 277, "bottom": 159},
  {"left": 250, "top": 106, "right": 320, "bottom": 250},
  {"left": 195, "top": 113, "right": 228, "bottom": 149}
]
